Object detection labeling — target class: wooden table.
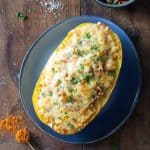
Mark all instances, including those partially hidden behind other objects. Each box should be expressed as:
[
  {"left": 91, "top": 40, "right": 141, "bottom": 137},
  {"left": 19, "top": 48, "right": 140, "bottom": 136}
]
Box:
[{"left": 0, "top": 0, "right": 150, "bottom": 149}]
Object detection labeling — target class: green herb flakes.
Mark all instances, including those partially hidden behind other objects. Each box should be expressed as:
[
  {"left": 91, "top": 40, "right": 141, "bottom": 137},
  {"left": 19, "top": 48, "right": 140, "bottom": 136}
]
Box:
[
  {"left": 85, "top": 32, "right": 91, "bottom": 39},
  {"left": 71, "top": 77, "right": 80, "bottom": 84},
  {"left": 68, "top": 88, "right": 76, "bottom": 93},
  {"left": 57, "top": 117, "right": 62, "bottom": 120},
  {"left": 107, "top": 70, "right": 116, "bottom": 77},
  {"left": 16, "top": 12, "right": 21, "bottom": 17},
  {"left": 54, "top": 102, "right": 58, "bottom": 105},
  {"left": 68, "top": 123, "right": 75, "bottom": 129},
  {"left": 77, "top": 49, "right": 85, "bottom": 57},
  {"left": 16, "top": 12, "right": 28, "bottom": 21},
  {"left": 82, "top": 74, "right": 94, "bottom": 84},
  {"left": 67, "top": 96, "right": 74, "bottom": 103},
  {"left": 91, "top": 94, "right": 96, "bottom": 99},
  {"left": 41, "top": 92, "right": 47, "bottom": 97},
  {"left": 80, "top": 64, "right": 84, "bottom": 70},
  {"left": 57, "top": 79, "right": 62, "bottom": 85},
  {"left": 68, "top": 88, "right": 74, "bottom": 93},
  {"left": 79, "top": 40, "right": 83, "bottom": 45},
  {"left": 52, "top": 68, "right": 55, "bottom": 72},
  {"left": 71, "top": 117, "right": 76, "bottom": 121},
  {"left": 91, "top": 45, "right": 100, "bottom": 51},
  {"left": 97, "top": 56, "right": 103, "bottom": 62},
  {"left": 77, "top": 127, "right": 81, "bottom": 131},
  {"left": 49, "top": 92, "right": 53, "bottom": 97}
]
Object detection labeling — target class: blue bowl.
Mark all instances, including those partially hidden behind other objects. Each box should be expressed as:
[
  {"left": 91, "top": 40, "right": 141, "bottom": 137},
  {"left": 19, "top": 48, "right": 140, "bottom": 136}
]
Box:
[
  {"left": 19, "top": 16, "right": 141, "bottom": 143},
  {"left": 95, "top": 0, "right": 136, "bottom": 8}
]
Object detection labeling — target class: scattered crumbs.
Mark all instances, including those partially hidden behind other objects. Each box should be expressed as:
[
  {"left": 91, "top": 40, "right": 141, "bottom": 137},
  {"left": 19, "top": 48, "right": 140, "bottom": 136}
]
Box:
[
  {"left": 26, "top": 0, "right": 64, "bottom": 21},
  {"left": 15, "top": 128, "right": 30, "bottom": 144},
  {"left": 0, "top": 75, "right": 9, "bottom": 86},
  {"left": 0, "top": 115, "right": 35, "bottom": 149},
  {"left": 38, "top": 0, "right": 64, "bottom": 12},
  {"left": 0, "top": 115, "right": 23, "bottom": 133}
]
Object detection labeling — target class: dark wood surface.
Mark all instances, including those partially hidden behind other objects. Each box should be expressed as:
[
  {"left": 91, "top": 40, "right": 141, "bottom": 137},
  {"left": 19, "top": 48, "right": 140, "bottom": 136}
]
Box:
[{"left": 0, "top": 0, "right": 150, "bottom": 149}]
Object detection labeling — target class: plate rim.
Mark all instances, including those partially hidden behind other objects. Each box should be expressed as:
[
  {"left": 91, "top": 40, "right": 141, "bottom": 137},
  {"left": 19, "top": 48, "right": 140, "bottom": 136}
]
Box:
[{"left": 19, "top": 15, "right": 142, "bottom": 144}]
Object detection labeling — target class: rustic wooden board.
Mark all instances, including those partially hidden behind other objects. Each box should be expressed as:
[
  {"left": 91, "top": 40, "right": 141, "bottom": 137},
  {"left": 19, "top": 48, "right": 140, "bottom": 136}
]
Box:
[{"left": 0, "top": 0, "right": 150, "bottom": 149}]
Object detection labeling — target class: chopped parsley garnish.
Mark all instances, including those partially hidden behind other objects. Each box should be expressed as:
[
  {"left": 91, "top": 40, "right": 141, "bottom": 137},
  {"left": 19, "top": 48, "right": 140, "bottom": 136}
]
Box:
[
  {"left": 85, "top": 32, "right": 91, "bottom": 39},
  {"left": 80, "top": 64, "right": 84, "bottom": 70},
  {"left": 67, "top": 96, "right": 75, "bottom": 103},
  {"left": 68, "top": 88, "right": 74, "bottom": 93},
  {"left": 91, "top": 45, "right": 100, "bottom": 51},
  {"left": 77, "top": 127, "right": 81, "bottom": 131},
  {"left": 57, "top": 79, "right": 62, "bottom": 85},
  {"left": 71, "top": 117, "right": 76, "bottom": 121},
  {"left": 71, "top": 77, "right": 80, "bottom": 84},
  {"left": 68, "top": 88, "right": 77, "bottom": 93},
  {"left": 107, "top": 70, "right": 116, "bottom": 77},
  {"left": 16, "top": 12, "right": 28, "bottom": 21},
  {"left": 16, "top": 12, "right": 21, "bottom": 17},
  {"left": 79, "top": 40, "right": 83, "bottom": 45},
  {"left": 76, "top": 49, "right": 84, "bottom": 57},
  {"left": 68, "top": 123, "right": 75, "bottom": 129},
  {"left": 52, "top": 68, "right": 55, "bottom": 72},
  {"left": 57, "top": 117, "right": 62, "bottom": 120},
  {"left": 97, "top": 56, "right": 103, "bottom": 62},
  {"left": 91, "top": 94, "right": 96, "bottom": 99},
  {"left": 41, "top": 92, "right": 47, "bottom": 97},
  {"left": 64, "top": 112, "right": 67, "bottom": 114},
  {"left": 82, "top": 74, "right": 94, "bottom": 84},
  {"left": 54, "top": 102, "right": 58, "bottom": 105},
  {"left": 49, "top": 92, "right": 53, "bottom": 97}
]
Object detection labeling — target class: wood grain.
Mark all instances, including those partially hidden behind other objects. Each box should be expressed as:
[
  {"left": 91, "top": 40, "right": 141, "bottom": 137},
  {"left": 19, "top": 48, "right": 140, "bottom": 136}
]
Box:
[{"left": 0, "top": 0, "right": 150, "bottom": 149}]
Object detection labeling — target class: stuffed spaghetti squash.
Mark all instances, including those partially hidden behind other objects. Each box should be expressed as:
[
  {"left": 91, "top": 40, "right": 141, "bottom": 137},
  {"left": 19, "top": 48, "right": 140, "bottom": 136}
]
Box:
[{"left": 32, "top": 22, "right": 122, "bottom": 134}]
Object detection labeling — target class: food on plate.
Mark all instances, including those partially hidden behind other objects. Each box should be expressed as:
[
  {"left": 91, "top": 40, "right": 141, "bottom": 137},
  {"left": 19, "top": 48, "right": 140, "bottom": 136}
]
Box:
[
  {"left": 32, "top": 22, "right": 122, "bottom": 134},
  {"left": 106, "top": 0, "right": 129, "bottom": 4}
]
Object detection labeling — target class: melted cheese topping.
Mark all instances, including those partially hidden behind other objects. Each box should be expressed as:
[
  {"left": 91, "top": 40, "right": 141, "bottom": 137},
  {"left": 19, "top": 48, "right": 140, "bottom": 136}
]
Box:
[{"left": 32, "top": 22, "right": 122, "bottom": 134}]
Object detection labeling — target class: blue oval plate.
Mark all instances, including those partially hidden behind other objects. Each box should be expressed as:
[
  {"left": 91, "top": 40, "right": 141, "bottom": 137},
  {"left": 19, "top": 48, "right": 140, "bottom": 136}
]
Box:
[{"left": 19, "top": 16, "right": 141, "bottom": 144}]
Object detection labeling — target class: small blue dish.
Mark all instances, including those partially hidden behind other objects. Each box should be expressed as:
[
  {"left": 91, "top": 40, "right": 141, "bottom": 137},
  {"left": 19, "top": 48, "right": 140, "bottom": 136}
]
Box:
[
  {"left": 95, "top": 0, "right": 136, "bottom": 8},
  {"left": 19, "top": 16, "right": 141, "bottom": 144}
]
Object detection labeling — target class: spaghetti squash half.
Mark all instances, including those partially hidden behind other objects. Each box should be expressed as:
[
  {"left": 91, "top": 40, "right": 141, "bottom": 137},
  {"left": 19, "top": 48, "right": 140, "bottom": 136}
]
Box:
[{"left": 32, "top": 22, "right": 122, "bottom": 134}]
